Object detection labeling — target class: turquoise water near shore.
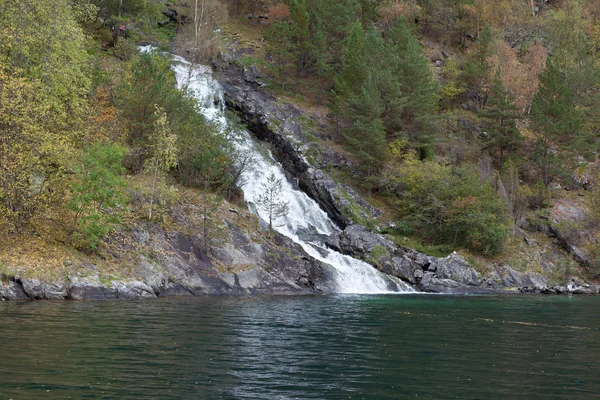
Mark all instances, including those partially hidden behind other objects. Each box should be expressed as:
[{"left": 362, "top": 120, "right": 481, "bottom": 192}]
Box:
[{"left": 1, "top": 295, "right": 598, "bottom": 399}]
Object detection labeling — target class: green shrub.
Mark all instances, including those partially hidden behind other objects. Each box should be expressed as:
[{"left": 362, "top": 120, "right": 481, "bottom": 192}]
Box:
[
  {"left": 383, "top": 155, "right": 510, "bottom": 254},
  {"left": 68, "top": 143, "right": 127, "bottom": 250}
]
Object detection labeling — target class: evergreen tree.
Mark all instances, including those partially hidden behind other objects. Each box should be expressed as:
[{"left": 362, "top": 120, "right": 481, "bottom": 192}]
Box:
[
  {"left": 363, "top": 26, "right": 406, "bottom": 138},
  {"left": 255, "top": 172, "right": 290, "bottom": 235},
  {"left": 116, "top": 52, "right": 173, "bottom": 148},
  {"left": 530, "top": 58, "right": 585, "bottom": 186},
  {"left": 480, "top": 74, "right": 522, "bottom": 165},
  {"left": 335, "top": 21, "right": 366, "bottom": 98},
  {"left": 289, "top": 0, "right": 311, "bottom": 88},
  {"left": 264, "top": 20, "right": 297, "bottom": 85},
  {"left": 67, "top": 143, "right": 127, "bottom": 249},
  {"left": 387, "top": 17, "right": 439, "bottom": 156},
  {"left": 308, "top": 15, "right": 331, "bottom": 80},
  {"left": 330, "top": 21, "right": 366, "bottom": 137},
  {"left": 461, "top": 25, "right": 493, "bottom": 107},
  {"left": 359, "top": 0, "right": 378, "bottom": 27},
  {"left": 345, "top": 73, "right": 387, "bottom": 174},
  {"left": 306, "top": 0, "right": 360, "bottom": 70}
]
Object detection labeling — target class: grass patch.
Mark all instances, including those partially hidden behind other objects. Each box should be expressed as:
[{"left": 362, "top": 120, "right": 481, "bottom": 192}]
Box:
[
  {"left": 339, "top": 187, "right": 378, "bottom": 230},
  {"left": 388, "top": 233, "right": 454, "bottom": 258}
]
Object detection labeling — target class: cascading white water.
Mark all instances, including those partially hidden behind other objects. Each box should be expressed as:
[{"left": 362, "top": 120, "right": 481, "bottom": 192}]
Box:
[{"left": 170, "top": 55, "right": 414, "bottom": 294}]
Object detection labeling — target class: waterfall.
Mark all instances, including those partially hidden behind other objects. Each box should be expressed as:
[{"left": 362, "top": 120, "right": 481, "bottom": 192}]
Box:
[{"left": 170, "top": 55, "right": 414, "bottom": 294}]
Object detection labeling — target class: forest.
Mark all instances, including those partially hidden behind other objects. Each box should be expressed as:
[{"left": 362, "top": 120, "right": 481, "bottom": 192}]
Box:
[{"left": 0, "top": 0, "right": 599, "bottom": 279}]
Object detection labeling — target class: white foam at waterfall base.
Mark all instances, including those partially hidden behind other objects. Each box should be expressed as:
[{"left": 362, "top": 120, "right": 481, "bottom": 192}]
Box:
[{"left": 170, "top": 56, "right": 414, "bottom": 294}]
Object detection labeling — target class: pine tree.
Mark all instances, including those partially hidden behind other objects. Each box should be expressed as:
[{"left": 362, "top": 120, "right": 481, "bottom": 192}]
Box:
[
  {"left": 345, "top": 73, "right": 387, "bottom": 174},
  {"left": 461, "top": 25, "right": 493, "bottom": 107},
  {"left": 67, "top": 143, "right": 127, "bottom": 249},
  {"left": 289, "top": 0, "right": 311, "bottom": 90},
  {"left": 308, "top": 15, "right": 331, "bottom": 80},
  {"left": 334, "top": 21, "right": 366, "bottom": 98},
  {"left": 306, "top": 0, "right": 359, "bottom": 70},
  {"left": 363, "top": 26, "right": 406, "bottom": 140},
  {"left": 480, "top": 74, "right": 522, "bottom": 165},
  {"left": 264, "top": 20, "right": 297, "bottom": 85},
  {"left": 359, "top": 0, "right": 378, "bottom": 27},
  {"left": 255, "top": 172, "right": 290, "bottom": 235},
  {"left": 330, "top": 21, "right": 366, "bottom": 138},
  {"left": 530, "top": 58, "right": 585, "bottom": 186},
  {"left": 387, "top": 17, "right": 439, "bottom": 157}
]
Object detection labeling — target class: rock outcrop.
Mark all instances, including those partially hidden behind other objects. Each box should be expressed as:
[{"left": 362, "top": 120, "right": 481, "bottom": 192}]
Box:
[
  {"left": 218, "top": 65, "right": 378, "bottom": 229},
  {"left": 0, "top": 220, "right": 338, "bottom": 301},
  {"left": 326, "top": 225, "right": 497, "bottom": 294}
]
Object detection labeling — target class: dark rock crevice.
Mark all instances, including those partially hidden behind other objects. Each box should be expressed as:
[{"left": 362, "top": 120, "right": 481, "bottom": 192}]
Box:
[{"left": 218, "top": 65, "right": 379, "bottom": 229}]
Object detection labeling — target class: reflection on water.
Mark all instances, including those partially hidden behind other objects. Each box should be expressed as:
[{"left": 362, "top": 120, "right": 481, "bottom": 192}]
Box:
[{"left": 0, "top": 295, "right": 599, "bottom": 399}]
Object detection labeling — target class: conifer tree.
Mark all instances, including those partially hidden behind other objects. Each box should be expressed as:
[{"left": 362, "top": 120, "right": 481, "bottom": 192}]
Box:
[
  {"left": 363, "top": 26, "right": 406, "bottom": 138},
  {"left": 359, "top": 0, "right": 378, "bottom": 27},
  {"left": 67, "top": 143, "right": 127, "bottom": 249},
  {"left": 330, "top": 21, "right": 366, "bottom": 137},
  {"left": 289, "top": 0, "right": 311, "bottom": 89},
  {"left": 308, "top": 15, "right": 331, "bottom": 81},
  {"left": 480, "top": 74, "right": 522, "bottom": 165},
  {"left": 387, "top": 17, "right": 439, "bottom": 157},
  {"left": 255, "top": 172, "right": 290, "bottom": 235},
  {"left": 530, "top": 58, "right": 585, "bottom": 186},
  {"left": 264, "top": 20, "right": 296, "bottom": 85},
  {"left": 306, "top": 0, "right": 360, "bottom": 70},
  {"left": 462, "top": 25, "right": 493, "bottom": 107},
  {"left": 345, "top": 73, "right": 387, "bottom": 174}
]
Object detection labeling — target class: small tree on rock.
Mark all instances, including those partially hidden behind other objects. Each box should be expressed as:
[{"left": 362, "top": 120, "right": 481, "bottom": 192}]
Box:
[
  {"left": 146, "top": 105, "right": 178, "bottom": 220},
  {"left": 255, "top": 172, "right": 290, "bottom": 235}
]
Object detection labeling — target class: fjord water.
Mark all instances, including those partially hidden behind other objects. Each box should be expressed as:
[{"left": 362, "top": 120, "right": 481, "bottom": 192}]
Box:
[
  {"left": 170, "top": 55, "right": 411, "bottom": 294},
  {"left": 1, "top": 295, "right": 599, "bottom": 399}
]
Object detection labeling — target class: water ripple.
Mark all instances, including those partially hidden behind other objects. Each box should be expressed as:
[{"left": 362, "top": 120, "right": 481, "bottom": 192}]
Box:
[{"left": 0, "top": 295, "right": 599, "bottom": 399}]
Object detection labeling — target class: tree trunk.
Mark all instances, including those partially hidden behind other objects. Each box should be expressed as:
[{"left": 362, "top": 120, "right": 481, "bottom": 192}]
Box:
[{"left": 149, "top": 158, "right": 159, "bottom": 220}]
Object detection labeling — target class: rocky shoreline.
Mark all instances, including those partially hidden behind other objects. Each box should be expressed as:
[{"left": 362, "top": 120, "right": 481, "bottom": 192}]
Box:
[{"left": 1, "top": 219, "right": 339, "bottom": 301}]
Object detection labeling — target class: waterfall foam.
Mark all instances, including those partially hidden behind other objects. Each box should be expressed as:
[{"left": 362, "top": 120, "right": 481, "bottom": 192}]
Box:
[{"left": 171, "top": 56, "right": 414, "bottom": 294}]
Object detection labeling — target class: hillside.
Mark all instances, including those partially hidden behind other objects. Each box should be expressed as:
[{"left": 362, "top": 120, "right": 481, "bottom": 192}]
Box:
[
  {"left": 0, "top": 0, "right": 599, "bottom": 297},
  {"left": 214, "top": 0, "right": 600, "bottom": 284}
]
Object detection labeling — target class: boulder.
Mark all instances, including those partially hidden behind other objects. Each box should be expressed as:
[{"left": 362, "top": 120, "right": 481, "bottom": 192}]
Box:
[
  {"left": 0, "top": 278, "right": 29, "bottom": 300},
  {"left": 21, "top": 279, "right": 66, "bottom": 300},
  {"left": 336, "top": 224, "right": 395, "bottom": 255},
  {"left": 431, "top": 253, "right": 483, "bottom": 286},
  {"left": 66, "top": 276, "right": 118, "bottom": 301},
  {"left": 499, "top": 265, "right": 548, "bottom": 289}
]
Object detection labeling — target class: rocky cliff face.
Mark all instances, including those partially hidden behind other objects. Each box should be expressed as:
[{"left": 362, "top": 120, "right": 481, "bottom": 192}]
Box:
[
  {"left": 0, "top": 215, "right": 339, "bottom": 301},
  {"left": 219, "top": 66, "right": 379, "bottom": 229}
]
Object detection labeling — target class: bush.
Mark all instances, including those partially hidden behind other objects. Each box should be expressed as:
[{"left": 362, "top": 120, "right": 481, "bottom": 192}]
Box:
[
  {"left": 68, "top": 143, "right": 127, "bottom": 250},
  {"left": 114, "top": 51, "right": 236, "bottom": 192},
  {"left": 381, "top": 155, "right": 510, "bottom": 254}
]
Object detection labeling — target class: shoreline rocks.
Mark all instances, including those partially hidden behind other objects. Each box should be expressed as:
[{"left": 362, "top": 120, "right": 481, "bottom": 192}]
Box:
[{"left": 0, "top": 220, "right": 338, "bottom": 301}]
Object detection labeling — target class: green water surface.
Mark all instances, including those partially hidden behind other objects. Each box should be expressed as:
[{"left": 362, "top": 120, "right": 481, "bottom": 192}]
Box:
[{"left": 0, "top": 294, "right": 598, "bottom": 399}]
